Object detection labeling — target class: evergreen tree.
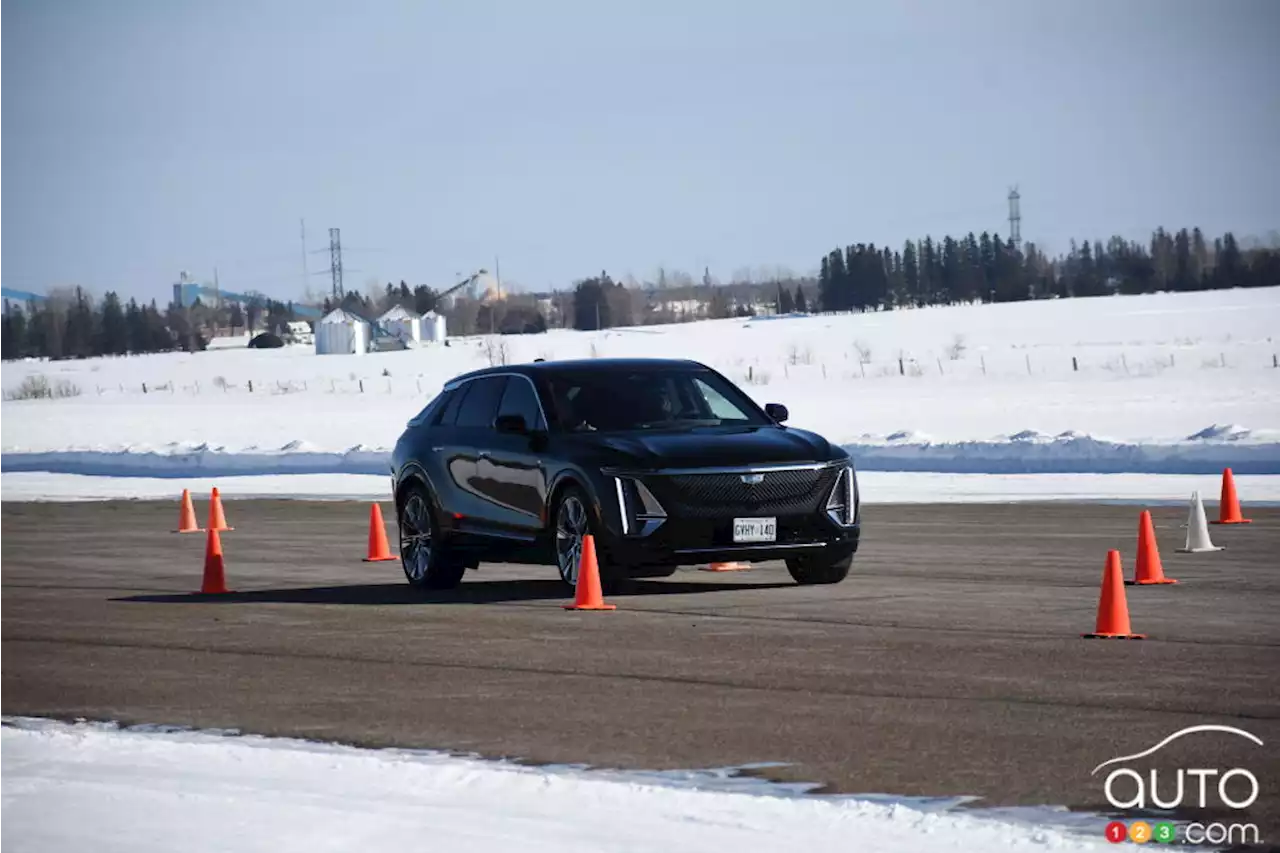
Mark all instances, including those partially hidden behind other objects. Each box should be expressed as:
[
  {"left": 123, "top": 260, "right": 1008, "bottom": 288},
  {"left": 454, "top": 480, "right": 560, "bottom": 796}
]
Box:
[
  {"left": 794, "top": 286, "right": 808, "bottom": 313},
  {"left": 776, "top": 283, "right": 794, "bottom": 314},
  {"left": 125, "top": 299, "right": 148, "bottom": 352},
  {"left": 920, "top": 237, "right": 937, "bottom": 306},
  {"left": 902, "top": 240, "right": 920, "bottom": 307},
  {"left": 1173, "top": 228, "right": 1193, "bottom": 291},
  {"left": 940, "top": 236, "right": 961, "bottom": 304},
  {"left": 1216, "top": 232, "right": 1244, "bottom": 289},
  {"left": 818, "top": 255, "right": 833, "bottom": 312},
  {"left": 98, "top": 291, "right": 127, "bottom": 355}
]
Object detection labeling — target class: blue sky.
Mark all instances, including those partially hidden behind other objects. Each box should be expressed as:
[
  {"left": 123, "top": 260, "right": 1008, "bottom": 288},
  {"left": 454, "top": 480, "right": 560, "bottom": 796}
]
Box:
[{"left": 4, "top": 0, "right": 1278, "bottom": 304}]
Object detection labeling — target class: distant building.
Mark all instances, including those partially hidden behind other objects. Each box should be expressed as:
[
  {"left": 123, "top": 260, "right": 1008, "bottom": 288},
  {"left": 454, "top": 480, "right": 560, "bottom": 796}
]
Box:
[
  {"left": 378, "top": 305, "right": 422, "bottom": 344},
  {"left": 315, "top": 309, "right": 369, "bottom": 355},
  {"left": 422, "top": 311, "right": 448, "bottom": 342}
]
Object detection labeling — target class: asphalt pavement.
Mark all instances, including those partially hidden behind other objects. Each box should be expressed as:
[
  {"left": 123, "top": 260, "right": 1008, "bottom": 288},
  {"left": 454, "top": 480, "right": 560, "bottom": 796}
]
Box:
[{"left": 3, "top": 499, "right": 1278, "bottom": 838}]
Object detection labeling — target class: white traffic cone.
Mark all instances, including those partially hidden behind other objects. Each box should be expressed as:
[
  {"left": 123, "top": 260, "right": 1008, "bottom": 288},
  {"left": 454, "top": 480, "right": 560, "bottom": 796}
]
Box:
[{"left": 1177, "top": 491, "right": 1224, "bottom": 553}]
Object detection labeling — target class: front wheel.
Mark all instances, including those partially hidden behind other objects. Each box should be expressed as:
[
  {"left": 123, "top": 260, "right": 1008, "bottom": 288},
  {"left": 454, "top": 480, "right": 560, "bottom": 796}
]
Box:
[
  {"left": 785, "top": 552, "right": 852, "bottom": 585},
  {"left": 398, "top": 482, "right": 465, "bottom": 589},
  {"left": 554, "top": 487, "right": 593, "bottom": 588}
]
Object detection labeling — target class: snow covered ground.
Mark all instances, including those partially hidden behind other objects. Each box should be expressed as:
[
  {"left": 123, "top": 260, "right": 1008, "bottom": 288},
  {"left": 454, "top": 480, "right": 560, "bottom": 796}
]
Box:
[
  {"left": 2, "top": 716, "right": 1127, "bottom": 853},
  {"left": 4, "top": 470, "right": 1279, "bottom": 505},
  {"left": 3, "top": 287, "right": 1279, "bottom": 496}
]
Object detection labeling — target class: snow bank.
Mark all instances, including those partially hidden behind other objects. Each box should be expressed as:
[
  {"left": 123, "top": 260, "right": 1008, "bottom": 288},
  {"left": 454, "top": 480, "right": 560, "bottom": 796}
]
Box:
[
  {"left": 6, "top": 471, "right": 1279, "bottom": 504},
  {"left": 2, "top": 717, "right": 1121, "bottom": 853},
  {"left": 3, "top": 425, "right": 1278, "bottom": 478}
]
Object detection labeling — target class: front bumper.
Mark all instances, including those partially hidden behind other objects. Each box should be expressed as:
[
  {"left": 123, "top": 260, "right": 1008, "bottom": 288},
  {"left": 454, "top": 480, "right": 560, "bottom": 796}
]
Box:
[{"left": 599, "top": 461, "right": 861, "bottom": 568}]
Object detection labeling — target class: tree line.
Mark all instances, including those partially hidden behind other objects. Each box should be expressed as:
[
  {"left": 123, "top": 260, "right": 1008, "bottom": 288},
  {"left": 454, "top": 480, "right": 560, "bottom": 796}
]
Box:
[
  {"left": 1, "top": 288, "right": 302, "bottom": 361},
  {"left": 815, "top": 228, "right": 1277, "bottom": 313}
]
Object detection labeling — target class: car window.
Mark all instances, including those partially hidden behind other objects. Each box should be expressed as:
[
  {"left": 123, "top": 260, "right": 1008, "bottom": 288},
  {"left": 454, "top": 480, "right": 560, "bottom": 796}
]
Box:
[
  {"left": 547, "top": 368, "right": 765, "bottom": 432},
  {"left": 496, "top": 376, "right": 545, "bottom": 430},
  {"left": 693, "top": 377, "right": 748, "bottom": 420},
  {"left": 408, "top": 389, "right": 451, "bottom": 427},
  {"left": 454, "top": 376, "right": 507, "bottom": 428},
  {"left": 437, "top": 385, "right": 468, "bottom": 426}
]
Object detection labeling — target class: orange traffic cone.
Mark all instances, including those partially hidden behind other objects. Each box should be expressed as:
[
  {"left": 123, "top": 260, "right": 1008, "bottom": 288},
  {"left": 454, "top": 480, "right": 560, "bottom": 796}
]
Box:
[
  {"left": 199, "top": 527, "right": 231, "bottom": 594},
  {"left": 173, "top": 488, "right": 203, "bottom": 533},
  {"left": 1211, "top": 467, "right": 1252, "bottom": 525},
  {"left": 563, "top": 534, "right": 616, "bottom": 611},
  {"left": 701, "top": 561, "right": 751, "bottom": 572},
  {"left": 1083, "top": 550, "right": 1144, "bottom": 639},
  {"left": 207, "top": 487, "right": 233, "bottom": 532},
  {"left": 362, "top": 503, "right": 398, "bottom": 562},
  {"left": 1129, "top": 510, "right": 1177, "bottom": 585}
]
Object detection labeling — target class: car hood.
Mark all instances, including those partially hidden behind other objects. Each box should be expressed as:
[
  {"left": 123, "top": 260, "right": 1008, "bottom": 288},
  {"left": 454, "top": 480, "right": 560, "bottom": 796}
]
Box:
[{"left": 578, "top": 425, "right": 843, "bottom": 470}]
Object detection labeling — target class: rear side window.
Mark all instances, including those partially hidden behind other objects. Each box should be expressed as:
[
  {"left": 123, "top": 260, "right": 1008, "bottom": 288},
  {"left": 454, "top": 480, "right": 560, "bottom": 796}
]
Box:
[
  {"left": 454, "top": 376, "right": 507, "bottom": 428},
  {"left": 408, "top": 389, "right": 451, "bottom": 427},
  {"left": 496, "top": 376, "right": 545, "bottom": 430},
  {"left": 437, "top": 386, "right": 468, "bottom": 426}
]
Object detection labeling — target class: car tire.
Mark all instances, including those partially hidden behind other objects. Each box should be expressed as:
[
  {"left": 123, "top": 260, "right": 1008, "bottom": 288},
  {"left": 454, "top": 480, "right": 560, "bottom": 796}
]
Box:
[
  {"left": 397, "top": 480, "right": 466, "bottom": 589},
  {"left": 785, "top": 553, "right": 852, "bottom": 585},
  {"left": 552, "top": 485, "right": 620, "bottom": 590}
]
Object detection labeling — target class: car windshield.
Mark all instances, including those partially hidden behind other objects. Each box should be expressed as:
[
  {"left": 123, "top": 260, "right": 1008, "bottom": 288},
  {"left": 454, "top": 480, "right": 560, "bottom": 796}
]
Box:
[{"left": 546, "top": 368, "right": 768, "bottom": 432}]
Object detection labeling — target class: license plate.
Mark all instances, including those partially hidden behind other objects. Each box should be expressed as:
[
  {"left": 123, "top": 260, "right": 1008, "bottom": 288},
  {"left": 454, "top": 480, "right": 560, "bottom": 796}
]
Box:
[{"left": 733, "top": 517, "right": 776, "bottom": 543}]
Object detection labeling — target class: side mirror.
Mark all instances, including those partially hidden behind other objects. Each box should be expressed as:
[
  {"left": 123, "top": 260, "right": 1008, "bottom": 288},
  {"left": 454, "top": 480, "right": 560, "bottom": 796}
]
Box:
[
  {"left": 764, "top": 403, "right": 789, "bottom": 423},
  {"left": 495, "top": 413, "right": 528, "bottom": 435}
]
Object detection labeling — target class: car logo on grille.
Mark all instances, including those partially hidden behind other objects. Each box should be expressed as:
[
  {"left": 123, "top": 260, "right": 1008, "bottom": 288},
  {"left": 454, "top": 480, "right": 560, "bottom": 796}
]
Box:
[{"left": 740, "top": 473, "right": 765, "bottom": 484}]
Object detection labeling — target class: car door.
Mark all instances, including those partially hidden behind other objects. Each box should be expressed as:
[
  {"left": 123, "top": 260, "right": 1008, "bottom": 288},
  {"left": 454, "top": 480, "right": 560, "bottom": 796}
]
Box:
[
  {"left": 447, "top": 375, "right": 509, "bottom": 526},
  {"left": 476, "top": 374, "right": 549, "bottom": 532}
]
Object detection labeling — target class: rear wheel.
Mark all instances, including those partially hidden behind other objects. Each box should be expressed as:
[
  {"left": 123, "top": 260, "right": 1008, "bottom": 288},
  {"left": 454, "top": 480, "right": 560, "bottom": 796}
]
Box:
[
  {"left": 785, "top": 553, "right": 852, "bottom": 585},
  {"left": 398, "top": 482, "right": 465, "bottom": 589}
]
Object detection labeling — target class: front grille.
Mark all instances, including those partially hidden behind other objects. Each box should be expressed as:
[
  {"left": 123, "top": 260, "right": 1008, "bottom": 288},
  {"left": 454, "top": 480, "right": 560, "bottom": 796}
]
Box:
[{"left": 642, "top": 466, "right": 840, "bottom": 519}]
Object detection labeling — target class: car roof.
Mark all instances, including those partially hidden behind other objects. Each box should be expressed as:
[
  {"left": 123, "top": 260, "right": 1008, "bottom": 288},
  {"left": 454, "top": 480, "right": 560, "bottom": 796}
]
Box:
[{"left": 446, "top": 357, "right": 709, "bottom": 386}]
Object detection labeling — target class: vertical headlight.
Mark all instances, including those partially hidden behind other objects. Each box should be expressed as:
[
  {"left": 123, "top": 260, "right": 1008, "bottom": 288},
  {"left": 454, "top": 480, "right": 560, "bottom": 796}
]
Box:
[
  {"left": 614, "top": 476, "right": 666, "bottom": 536},
  {"left": 826, "top": 465, "right": 856, "bottom": 526}
]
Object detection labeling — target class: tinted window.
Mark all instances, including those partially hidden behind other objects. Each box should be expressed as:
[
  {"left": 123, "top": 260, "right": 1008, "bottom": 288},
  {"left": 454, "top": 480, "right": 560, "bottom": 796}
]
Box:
[
  {"left": 437, "top": 386, "right": 468, "bottom": 426},
  {"left": 408, "top": 389, "right": 451, "bottom": 427},
  {"left": 496, "top": 376, "right": 545, "bottom": 430},
  {"left": 547, "top": 368, "right": 766, "bottom": 432},
  {"left": 454, "top": 376, "right": 507, "bottom": 428}
]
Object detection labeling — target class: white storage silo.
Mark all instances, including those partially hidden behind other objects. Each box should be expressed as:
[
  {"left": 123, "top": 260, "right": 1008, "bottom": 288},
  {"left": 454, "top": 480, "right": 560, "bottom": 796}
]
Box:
[{"left": 316, "top": 309, "right": 370, "bottom": 355}]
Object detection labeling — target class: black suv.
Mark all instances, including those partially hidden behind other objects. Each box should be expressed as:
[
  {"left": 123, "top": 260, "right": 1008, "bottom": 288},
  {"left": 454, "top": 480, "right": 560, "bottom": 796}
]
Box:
[{"left": 389, "top": 358, "right": 859, "bottom": 590}]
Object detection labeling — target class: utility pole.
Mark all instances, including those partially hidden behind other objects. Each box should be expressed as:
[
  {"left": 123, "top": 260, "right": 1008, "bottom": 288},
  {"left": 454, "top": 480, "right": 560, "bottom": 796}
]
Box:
[
  {"left": 1008, "top": 186, "right": 1022, "bottom": 251},
  {"left": 300, "top": 218, "right": 308, "bottom": 296},
  {"left": 328, "top": 227, "right": 344, "bottom": 300}
]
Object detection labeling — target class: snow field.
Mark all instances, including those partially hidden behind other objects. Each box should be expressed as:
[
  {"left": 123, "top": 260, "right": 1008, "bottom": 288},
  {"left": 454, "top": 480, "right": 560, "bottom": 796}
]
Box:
[
  {"left": 2, "top": 287, "right": 1278, "bottom": 486},
  {"left": 2, "top": 717, "right": 1127, "bottom": 853}
]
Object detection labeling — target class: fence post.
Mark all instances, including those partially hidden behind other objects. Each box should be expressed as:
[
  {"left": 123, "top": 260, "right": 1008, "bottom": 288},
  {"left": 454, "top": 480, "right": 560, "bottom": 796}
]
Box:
[
  {"left": 748, "top": 366, "right": 753, "bottom": 381},
  {"left": 248, "top": 380, "right": 253, "bottom": 393},
  {"left": 359, "top": 379, "right": 364, "bottom": 393},
  {"left": 1072, "top": 356, "right": 1078, "bottom": 372},
  {"left": 898, "top": 358, "right": 904, "bottom": 376},
  {"left": 1025, "top": 354, "right": 1032, "bottom": 375},
  {"left": 1274, "top": 353, "right": 1278, "bottom": 368},
  {"left": 980, "top": 355, "right": 986, "bottom": 376},
  {"left": 936, "top": 357, "right": 943, "bottom": 375}
]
